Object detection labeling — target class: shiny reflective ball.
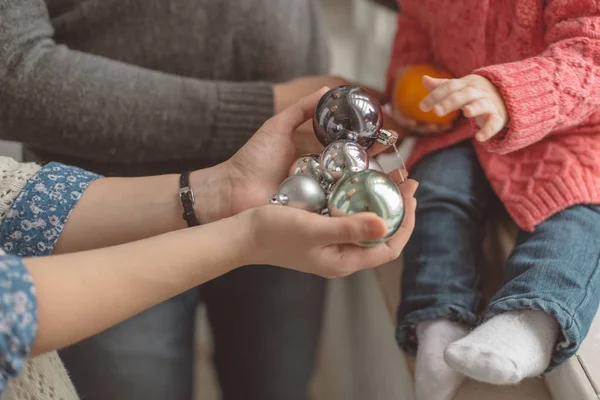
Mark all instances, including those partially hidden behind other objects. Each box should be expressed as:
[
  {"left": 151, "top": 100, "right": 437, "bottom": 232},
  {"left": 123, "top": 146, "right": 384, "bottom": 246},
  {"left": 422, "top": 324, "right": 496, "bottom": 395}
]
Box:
[
  {"left": 289, "top": 153, "right": 324, "bottom": 181},
  {"left": 320, "top": 140, "right": 369, "bottom": 183},
  {"left": 328, "top": 169, "right": 405, "bottom": 244},
  {"left": 313, "top": 85, "right": 384, "bottom": 150},
  {"left": 270, "top": 175, "right": 327, "bottom": 213}
]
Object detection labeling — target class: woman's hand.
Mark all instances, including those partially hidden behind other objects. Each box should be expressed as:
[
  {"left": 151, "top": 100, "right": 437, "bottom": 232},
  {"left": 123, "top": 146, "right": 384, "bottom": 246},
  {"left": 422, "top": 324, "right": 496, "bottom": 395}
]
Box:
[
  {"left": 419, "top": 74, "right": 508, "bottom": 142},
  {"left": 238, "top": 178, "right": 418, "bottom": 278},
  {"left": 200, "top": 88, "right": 403, "bottom": 224}
]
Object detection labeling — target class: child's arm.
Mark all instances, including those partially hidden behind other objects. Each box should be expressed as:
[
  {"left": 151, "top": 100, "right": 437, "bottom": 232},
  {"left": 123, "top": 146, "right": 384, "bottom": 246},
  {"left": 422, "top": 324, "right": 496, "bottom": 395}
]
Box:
[
  {"left": 419, "top": 1, "right": 600, "bottom": 154},
  {"left": 474, "top": 1, "right": 600, "bottom": 153}
]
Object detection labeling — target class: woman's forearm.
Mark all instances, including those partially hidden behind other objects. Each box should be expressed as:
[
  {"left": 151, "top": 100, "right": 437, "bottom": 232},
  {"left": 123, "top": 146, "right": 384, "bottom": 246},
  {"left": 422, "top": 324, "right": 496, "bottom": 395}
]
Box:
[
  {"left": 26, "top": 215, "right": 247, "bottom": 355},
  {"left": 53, "top": 165, "right": 230, "bottom": 254}
]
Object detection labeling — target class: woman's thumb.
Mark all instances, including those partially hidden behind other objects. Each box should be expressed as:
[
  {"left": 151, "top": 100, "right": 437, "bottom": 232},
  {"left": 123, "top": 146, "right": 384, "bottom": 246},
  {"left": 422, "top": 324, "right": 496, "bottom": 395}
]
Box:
[{"left": 314, "top": 213, "right": 387, "bottom": 244}]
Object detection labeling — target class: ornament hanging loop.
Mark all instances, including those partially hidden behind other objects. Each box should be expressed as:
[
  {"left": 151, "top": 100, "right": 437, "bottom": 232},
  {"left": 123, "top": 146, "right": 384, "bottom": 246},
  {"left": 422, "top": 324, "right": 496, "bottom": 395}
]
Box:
[
  {"left": 375, "top": 129, "right": 397, "bottom": 146},
  {"left": 270, "top": 193, "right": 289, "bottom": 206},
  {"left": 374, "top": 128, "right": 407, "bottom": 183}
]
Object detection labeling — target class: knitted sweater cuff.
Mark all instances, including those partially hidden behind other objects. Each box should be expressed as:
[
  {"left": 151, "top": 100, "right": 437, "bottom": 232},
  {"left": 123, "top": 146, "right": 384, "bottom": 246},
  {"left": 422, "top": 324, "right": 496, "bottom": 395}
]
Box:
[
  {"left": 474, "top": 60, "right": 559, "bottom": 154},
  {"left": 211, "top": 82, "right": 274, "bottom": 160}
]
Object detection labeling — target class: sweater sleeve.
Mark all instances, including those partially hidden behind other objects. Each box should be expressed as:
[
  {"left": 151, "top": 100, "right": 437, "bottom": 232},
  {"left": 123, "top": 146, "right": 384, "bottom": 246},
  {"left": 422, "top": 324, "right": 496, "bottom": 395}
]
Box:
[
  {"left": 473, "top": 0, "right": 600, "bottom": 154},
  {"left": 0, "top": 0, "right": 273, "bottom": 164},
  {"left": 385, "top": 2, "right": 434, "bottom": 96}
]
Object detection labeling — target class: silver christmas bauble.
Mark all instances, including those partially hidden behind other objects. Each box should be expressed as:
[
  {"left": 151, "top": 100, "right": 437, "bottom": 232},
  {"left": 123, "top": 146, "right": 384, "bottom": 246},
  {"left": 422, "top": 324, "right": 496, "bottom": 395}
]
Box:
[
  {"left": 288, "top": 154, "right": 330, "bottom": 191},
  {"left": 289, "top": 154, "right": 321, "bottom": 179},
  {"left": 320, "top": 140, "right": 369, "bottom": 183},
  {"left": 270, "top": 175, "right": 327, "bottom": 213},
  {"left": 314, "top": 85, "right": 397, "bottom": 150},
  {"left": 328, "top": 169, "right": 405, "bottom": 245}
]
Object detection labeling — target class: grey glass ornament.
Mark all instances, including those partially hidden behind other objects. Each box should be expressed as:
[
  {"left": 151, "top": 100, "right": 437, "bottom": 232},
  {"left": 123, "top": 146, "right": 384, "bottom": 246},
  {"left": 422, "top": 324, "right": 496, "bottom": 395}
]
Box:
[
  {"left": 320, "top": 140, "right": 369, "bottom": 183},
  {"left": 313, "top": 85, "right": 397, "bottom": 150},
  {"left": 288, "top": 154, "right": 330, "bottom": 191},
  {"left": 289, "top": 154, "right": 321, "bottom": 178},
  {"left": 270, "top": 175, "right": 327, "bottom": 213},
  {"left": 328, "top": 169, "right": 404, "bottom": 244}
]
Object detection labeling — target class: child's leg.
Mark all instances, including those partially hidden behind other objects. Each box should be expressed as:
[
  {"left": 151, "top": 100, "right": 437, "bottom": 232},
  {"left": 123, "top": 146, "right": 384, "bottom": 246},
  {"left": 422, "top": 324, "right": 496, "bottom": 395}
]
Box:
[
  {"left": 446, "top": 205, "right": 600, "bottom": 384},
  {"left": 398, "top": 141, "right": 494, "bottom": 400}
]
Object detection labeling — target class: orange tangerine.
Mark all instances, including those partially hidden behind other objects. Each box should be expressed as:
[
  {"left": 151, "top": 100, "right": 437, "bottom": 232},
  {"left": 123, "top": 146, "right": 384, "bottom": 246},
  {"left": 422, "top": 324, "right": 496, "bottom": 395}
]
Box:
[{"left": 393, "top": 64, "right": 459, "bottom": 125}]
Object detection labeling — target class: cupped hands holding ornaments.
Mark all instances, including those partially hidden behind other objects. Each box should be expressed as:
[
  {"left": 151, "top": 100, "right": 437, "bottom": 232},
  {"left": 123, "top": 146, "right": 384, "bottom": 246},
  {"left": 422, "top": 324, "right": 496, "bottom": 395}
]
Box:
[
  {"left": 269, "top": 85, "right": 413, "bottom": 251},
  {"left": 190, "top": 87, "right": 418, "bottom": 278},
  {"left": 26, "top": 88, "right": 417, "bottom": 357}
]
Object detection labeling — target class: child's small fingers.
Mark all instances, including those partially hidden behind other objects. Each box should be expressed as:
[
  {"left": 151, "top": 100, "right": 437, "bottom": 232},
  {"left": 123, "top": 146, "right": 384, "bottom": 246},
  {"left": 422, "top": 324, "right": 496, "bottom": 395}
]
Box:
[
  {"left": 420, "top": 78, "right": 467, "bottom": 112},
  {"left": 475, "top": 114, "right": 505, "bottom": 142},
  {"left": 422, "top": 75, "right": 448, "bottom": 91},
  {"left": 475, "top": 130, "right": 492, "bottom": 142},
  {"left": 464, "top": 98, "right": 494, "bottom": 118},
  {"left": 435, "top": 87, "right": 485, "bottom": 117}
]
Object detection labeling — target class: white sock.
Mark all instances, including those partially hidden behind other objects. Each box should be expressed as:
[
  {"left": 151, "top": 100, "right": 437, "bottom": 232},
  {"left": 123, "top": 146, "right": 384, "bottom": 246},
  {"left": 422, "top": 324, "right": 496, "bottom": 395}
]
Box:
[
  {"left": 444, "top": 310, "right": 559, "bottom": 385},
  {"left": 414, "top": 319, "right": 469, "bottom": 400}
]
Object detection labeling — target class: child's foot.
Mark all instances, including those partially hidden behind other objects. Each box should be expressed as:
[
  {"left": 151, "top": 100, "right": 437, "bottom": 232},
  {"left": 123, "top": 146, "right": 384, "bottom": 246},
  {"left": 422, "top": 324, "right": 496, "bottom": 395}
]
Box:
[
  {"left": 444, "top": 310, "right": 559, "bottom": 385},
  {"left": 414, "top": 318, "right": 468, "bottom": 400}
]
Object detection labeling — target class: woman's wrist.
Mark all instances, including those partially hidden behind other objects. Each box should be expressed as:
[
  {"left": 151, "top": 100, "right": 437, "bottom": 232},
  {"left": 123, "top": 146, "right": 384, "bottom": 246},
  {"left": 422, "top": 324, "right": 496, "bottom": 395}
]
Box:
[
  {"left": 207, "top": 211, "right": 255, "bottom": 268},
  {"left": 189, "top": 163, "right": 235, "bottom": 224}
]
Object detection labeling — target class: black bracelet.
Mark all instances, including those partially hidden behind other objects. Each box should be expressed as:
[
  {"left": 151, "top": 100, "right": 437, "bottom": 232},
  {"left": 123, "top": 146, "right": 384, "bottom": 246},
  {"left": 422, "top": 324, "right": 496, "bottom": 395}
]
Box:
[{"left": 179, "top": 171, "right": 200, "bottom": 227}]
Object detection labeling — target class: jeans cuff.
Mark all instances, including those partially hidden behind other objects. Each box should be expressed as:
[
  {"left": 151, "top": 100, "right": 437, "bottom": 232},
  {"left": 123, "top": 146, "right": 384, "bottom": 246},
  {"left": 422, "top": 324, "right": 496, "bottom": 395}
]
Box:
[
  {"left": 486, "top": 297, "right": 582, "bottom": 371},
  {"left": 396, "top": 305, "right": 481, "bottom": 356}
]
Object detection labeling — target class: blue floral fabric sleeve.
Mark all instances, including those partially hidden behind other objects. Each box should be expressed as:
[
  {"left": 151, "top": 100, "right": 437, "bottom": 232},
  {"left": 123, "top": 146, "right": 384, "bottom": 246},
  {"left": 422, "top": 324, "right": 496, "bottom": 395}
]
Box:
[
  {"left": 0, "top": 162, "right": 100, "bottom": 394},
  {"left": 0, "top": 162, "right": 101, "bottom": 257},
  {"left": 0, "top": 253, "right": 37, "bottom": 394}
]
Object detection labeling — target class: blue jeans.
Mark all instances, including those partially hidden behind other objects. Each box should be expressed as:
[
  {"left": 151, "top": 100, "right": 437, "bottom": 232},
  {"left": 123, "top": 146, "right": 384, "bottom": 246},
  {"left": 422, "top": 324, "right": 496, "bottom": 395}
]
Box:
[
  {"left": 397, "top": 141, "right": 600, "bottom": 369},
  {"left": 59, "top": 265, "right": 326, "bottom": 400}
]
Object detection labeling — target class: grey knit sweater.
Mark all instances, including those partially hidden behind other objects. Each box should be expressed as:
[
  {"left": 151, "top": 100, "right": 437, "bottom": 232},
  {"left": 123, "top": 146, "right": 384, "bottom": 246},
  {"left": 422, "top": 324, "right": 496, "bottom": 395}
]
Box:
[{"left": 0, "top": 0, "right": 329, "bottom": 176}]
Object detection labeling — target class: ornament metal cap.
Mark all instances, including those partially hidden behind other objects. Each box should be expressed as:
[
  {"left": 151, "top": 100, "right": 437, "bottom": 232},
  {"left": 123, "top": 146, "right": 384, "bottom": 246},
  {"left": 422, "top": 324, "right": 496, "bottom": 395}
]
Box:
[
  {"left": 376, "top": 129, "right": 397, "bottom": 146},
  {"left": 269, "top": 193, "right": 289, "bottom": 206}
]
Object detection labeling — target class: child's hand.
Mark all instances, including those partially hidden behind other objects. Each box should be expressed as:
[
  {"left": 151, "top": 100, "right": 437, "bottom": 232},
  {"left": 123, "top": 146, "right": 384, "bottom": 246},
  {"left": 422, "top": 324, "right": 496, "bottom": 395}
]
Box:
[
  {"left": 383, "top": 103, "right": 453, "bottom": 137},
  {"left": 419, "top": 75, "right": 508, "bottom": 142}
]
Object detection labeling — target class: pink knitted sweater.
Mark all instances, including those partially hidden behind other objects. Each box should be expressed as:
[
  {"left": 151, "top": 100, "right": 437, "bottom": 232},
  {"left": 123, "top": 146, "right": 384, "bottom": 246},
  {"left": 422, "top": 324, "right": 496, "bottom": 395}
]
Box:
[{"left": 387, "top": 0, "right": 600, "bottom": 231}]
